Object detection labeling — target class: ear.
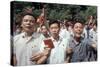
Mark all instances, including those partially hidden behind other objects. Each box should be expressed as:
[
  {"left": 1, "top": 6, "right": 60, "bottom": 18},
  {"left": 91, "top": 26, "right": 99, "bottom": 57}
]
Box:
[{"left": 72, "top": 28, "right": 74, "bottom": 32}]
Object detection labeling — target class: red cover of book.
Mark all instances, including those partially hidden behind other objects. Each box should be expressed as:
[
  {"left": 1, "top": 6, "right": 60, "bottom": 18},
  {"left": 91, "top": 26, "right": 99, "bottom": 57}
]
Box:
[{"left": 43, "top": 39, "right": 54, "bottom": 48}]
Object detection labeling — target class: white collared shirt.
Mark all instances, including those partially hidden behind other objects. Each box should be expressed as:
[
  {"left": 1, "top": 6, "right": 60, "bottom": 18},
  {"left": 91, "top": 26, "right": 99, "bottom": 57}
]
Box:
[
  {"left": 40, "top": 36, "right": 69, "bottom": 64},
  {"left": 13, "top": 32, "right": 45, "bottom": 66}
]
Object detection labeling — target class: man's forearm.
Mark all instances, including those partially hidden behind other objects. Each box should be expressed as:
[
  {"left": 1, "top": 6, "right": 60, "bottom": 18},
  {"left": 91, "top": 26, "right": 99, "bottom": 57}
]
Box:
[
  {"left": 36, "top": 56, "right": 48, "bottom": 64},
  {"left": 13, "top": 55, "right": 17, "bottom": 66}
]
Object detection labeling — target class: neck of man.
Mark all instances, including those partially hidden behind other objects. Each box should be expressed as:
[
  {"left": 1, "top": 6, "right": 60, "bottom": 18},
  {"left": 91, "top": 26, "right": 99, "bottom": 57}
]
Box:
[
  {"left": 74, "top": 36, "right": 81, "bottom": 42},
  {"left": 25, "top": 32, "right": 33, "bottom": 37},
  {"left": 44, "top": 33, "right": 49, "bottom": 38},
  {"left": 53, "top": 34, "right": 59, "bottom": 41}
]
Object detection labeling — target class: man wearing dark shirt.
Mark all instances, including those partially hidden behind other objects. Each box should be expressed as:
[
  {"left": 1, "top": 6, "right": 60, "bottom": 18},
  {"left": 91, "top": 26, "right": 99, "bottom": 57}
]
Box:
[{"left": 67, "top": 21, "right": 97, "bottom": 62}]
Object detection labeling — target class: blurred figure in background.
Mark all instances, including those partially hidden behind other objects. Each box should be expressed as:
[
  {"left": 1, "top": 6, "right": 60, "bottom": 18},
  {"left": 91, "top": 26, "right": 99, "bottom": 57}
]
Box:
[
  {"left": 41, "top": 24, "right": 50, "bottom": 38},
  {"left": 89, "top": 22, "right": 97, "bottom": 44}
]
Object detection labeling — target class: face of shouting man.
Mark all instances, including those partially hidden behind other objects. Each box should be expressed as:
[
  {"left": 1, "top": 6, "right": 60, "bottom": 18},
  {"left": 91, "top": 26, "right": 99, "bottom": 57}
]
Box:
[
  {"left": 21, "top": 14, "right": 35, "bottom": 35},
  {"left": 73, "top": 22, "right": 84, "bottom": 38}
]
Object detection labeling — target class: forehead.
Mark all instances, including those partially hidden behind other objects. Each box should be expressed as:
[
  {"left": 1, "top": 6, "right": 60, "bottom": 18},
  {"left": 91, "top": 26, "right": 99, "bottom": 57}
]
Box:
[
  {"left": 50, "top": 23, "right": 59, "bottom": 27},
  {"left": 23, "top": 15, "right": 35, "bottom": 20},
  {"left": 41, "top": 25, "right": 46, "bottom": 28},
  {"left": 74, "top": 23, "right": 83, "bottom": 27}
]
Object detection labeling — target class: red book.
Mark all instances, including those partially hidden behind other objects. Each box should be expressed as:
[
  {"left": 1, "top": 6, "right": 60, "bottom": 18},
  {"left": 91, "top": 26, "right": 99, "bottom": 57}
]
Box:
[{"left": 43, "top": 39, "right": 54, "bottom": 48}]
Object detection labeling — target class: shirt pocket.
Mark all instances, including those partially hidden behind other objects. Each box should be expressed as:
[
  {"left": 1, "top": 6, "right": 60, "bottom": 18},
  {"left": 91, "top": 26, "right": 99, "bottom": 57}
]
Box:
[
  {"left": 59, "top": 43, "right": 67, "bottom": 51},
  {"left": 30, "top": 41, "right": 40, "bottom": 54}
]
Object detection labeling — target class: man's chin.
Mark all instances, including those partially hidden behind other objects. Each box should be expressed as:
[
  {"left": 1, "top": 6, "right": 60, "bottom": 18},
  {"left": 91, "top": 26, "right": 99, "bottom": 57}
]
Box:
[
  {"left": 75, "top": 34, "right": 81, "bottom": 38},
  {"left": 52, "top": 34, "right": 59, "bottom": 37},
  {"left": 24, "top": 29, "right": 34, "bottom": 33}
]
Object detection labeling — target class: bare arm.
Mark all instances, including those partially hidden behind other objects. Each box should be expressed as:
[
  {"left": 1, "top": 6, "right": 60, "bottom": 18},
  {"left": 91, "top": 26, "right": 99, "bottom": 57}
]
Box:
[
  {"left": 65, "top": 48, "right": 73, "bottom": 63},
  {"left": 12, "top": 54, "right": 17, "bottom": 66},
  {"left": 91, "top": 43, "right": 97, "bottom": 51},
  {"left": 36, "top": 48, "right": 51, "bottom": 64},
  {"left": 30, "top": 47, "right": 51, "bottom": 64}
]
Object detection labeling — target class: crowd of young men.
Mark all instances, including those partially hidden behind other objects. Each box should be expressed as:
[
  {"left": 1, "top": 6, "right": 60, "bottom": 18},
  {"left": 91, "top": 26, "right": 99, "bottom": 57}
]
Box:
[{"left": 12, "top": 13, "right": 97, "bottom": 66}]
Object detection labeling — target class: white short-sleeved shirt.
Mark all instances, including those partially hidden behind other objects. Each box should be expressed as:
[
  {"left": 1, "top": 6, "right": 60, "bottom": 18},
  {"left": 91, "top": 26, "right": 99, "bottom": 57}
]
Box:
[
  {"left": 13, "top": 32, "right": 45, "bottom": 66},
  {"left": 40, "top": 36, "right": 69, "bottom": 64}
]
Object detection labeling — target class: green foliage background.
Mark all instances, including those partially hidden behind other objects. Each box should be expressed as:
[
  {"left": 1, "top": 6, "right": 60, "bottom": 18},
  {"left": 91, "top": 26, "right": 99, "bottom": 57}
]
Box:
[{"left": 12, "top": 1, "right": 97, "bottom": 23}]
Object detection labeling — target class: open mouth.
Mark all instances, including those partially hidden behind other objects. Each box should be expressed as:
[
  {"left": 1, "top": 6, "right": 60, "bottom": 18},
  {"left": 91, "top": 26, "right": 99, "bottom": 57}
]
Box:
[
  {"left": 25, "top": 24, "right": 31, "bottom": 27},
  {"left": 25, "top": 25, "right": 33, "bottom": 28}
]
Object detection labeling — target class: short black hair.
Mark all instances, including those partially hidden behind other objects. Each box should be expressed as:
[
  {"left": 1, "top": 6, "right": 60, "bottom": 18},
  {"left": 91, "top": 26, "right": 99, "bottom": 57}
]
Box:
[
  {"left": 41, "top": 24, "right": 46, "bottom": 27},
  {"left": 49, "top": 20, "right": 60, "bottom": 28},
  {"left": 22, "top": 13, "right": 35, "bottom": 19},
  {"left": 73, "top": 21, "right": 84, "bottom": 28}
]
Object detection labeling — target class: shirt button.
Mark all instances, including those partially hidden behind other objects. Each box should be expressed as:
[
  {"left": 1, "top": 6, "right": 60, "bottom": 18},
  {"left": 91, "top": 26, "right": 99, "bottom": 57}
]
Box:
[{"left": 32, "top": 45, "right": 36, "bottom": 48}]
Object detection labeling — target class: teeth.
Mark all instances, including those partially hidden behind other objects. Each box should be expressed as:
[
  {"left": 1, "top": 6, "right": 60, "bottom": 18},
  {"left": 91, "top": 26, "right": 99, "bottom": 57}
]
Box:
[{"left": 26, "top": 25, "right": 30, "bottom": 26}]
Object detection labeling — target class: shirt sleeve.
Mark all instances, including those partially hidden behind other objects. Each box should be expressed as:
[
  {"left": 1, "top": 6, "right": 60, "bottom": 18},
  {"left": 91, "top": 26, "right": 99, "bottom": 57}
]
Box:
[
  {"left": 67, "top": 37, "right": 73, "bottom": 49},
  {"left": 13, "top": 37, "right": 17, "bottom": 55},
  {"left": 13, "top": 35, "right": 20, "bottom": 55},
  {"left": 86, "top": 38, "right": 97, "bottom": 51}
]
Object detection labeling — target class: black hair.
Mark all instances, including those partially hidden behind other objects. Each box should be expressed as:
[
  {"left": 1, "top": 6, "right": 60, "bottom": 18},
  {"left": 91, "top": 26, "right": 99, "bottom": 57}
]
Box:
[
  {"left": 22, "top": 13, "right": 35, "bottom": 20},
  {"left": 49, "top": 20, "right": 60, "bottom": 28},
  {"left": 20, "top": 13, "right": 36, "bottom": 25},
  {"left": 72, "top": 20, "right": 84, "bottom": 28},
  {"left": 41, "top": 24, "right": 45, "bottom": 27}
]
